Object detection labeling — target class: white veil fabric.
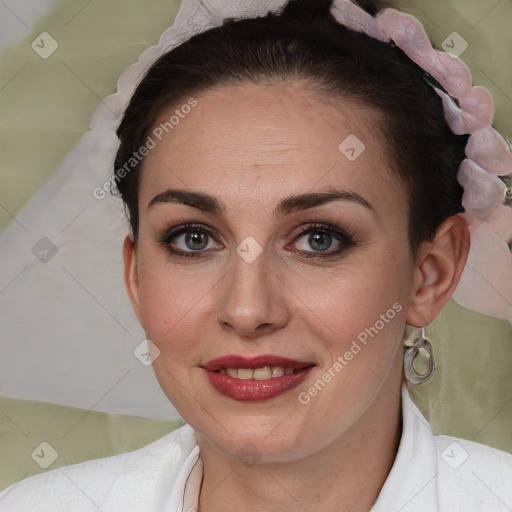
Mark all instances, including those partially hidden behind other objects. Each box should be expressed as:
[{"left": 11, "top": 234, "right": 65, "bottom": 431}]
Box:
[
  {"left": 0, "top": 0, "right": 285, "bottom": 420},
  {"left": 0, "top": 0, "right": 510, "bottom": 421}
]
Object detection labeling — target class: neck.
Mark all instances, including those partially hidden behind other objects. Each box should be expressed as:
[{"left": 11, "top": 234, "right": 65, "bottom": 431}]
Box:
[{"left": 196, "top": 378, "right": 403, "bottom": 512}]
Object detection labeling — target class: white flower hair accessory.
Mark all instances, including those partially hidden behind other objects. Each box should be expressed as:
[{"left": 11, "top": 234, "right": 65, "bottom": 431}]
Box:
[{"left": 95, "top": 0, "right": 512, "bottom": 322}]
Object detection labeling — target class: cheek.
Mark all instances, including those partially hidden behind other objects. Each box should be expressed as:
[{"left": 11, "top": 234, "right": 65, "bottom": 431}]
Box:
[
  {"left": 136, "top": 239, "right": 411, "bottom": 358},
  {"left": 291, "top": 255, "right": 408, "bottom": 345},
  {"left": 285, "top": 254, "right": 409, "bottom": 419},
  {"left": 284, "top": 265, "right": 407, "bottom": 437},
  {"left": 135, "top": 255, "right": 217, "bottom": 411},
  {"left": 135, "top": 250, "right": 219, "bottom": 361}
]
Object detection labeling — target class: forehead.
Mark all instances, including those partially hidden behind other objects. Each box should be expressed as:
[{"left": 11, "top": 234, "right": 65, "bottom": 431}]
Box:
[{"left": 139, "top": 82, "right": 404, "bottom": 218}]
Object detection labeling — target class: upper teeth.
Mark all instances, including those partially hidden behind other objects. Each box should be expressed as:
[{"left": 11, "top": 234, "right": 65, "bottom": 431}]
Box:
[{"left": 219, "top": 366, "right": 295, "bottom": 380}]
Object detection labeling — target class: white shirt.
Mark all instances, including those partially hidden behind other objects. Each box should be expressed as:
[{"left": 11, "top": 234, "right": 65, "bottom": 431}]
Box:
[{"left": 1, "top": 385, "right": 511, "bottom": 511}]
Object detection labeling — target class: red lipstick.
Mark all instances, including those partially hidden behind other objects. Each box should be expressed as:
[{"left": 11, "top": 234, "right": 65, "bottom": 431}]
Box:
[{"left": 202, "top": 355, "right": 315, "bottom": 401}]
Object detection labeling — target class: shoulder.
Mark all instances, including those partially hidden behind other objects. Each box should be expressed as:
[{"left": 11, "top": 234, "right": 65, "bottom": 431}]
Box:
[
  {"left": 434, "top": 434, "right": 512, "bottom": 511},
  {"left": 397, "top": 386, "right": 512, "bottom": 510},
  {"left": 0, "top": 424, "right": 198, "bottom": 512}
]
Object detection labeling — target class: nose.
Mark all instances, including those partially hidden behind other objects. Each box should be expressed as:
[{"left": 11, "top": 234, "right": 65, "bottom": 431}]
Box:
[{"left": 215, "top": 249, "right": 290, "bottom": 339}]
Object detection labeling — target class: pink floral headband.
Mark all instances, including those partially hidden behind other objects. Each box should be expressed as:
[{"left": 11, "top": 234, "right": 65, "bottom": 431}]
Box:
[{"left": 330, "top": 0, "right": 512, "bottom": 322}]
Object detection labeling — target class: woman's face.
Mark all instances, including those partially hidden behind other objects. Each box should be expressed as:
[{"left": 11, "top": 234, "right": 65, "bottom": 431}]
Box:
[{"left": 125, "top": 82, "right": 419, "bottom": 462}]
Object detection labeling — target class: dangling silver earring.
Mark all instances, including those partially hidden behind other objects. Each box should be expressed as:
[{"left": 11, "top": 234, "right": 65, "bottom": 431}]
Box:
[{"left": 403, "top": 326, "right": 435, "bottom": 385}]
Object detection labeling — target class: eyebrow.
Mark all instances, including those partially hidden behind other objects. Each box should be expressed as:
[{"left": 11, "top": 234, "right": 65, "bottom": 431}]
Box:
[{"left": 147, "top": 187, "right": 376, "bottom": 218}]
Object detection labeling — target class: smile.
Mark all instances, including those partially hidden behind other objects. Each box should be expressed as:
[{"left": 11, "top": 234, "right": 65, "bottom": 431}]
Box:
[
  {"left": 218, "top": 366, "right": 296, "bottom": 379},
  {"left": 202, "top": 355, "right": 315, "bottom": 401}
]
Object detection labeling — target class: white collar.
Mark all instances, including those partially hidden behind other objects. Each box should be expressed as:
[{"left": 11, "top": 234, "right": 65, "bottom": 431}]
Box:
[
  {"left": 370, "top": 383, "right": 438, "bottom": 511},
  {"left": 179, "top": 384, "right": 438, "bottom": 511}
]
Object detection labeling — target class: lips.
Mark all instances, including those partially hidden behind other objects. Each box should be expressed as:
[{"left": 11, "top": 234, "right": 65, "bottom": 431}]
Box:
[{"left": 202, "top": 355, "right": 315, "bottom": 401}]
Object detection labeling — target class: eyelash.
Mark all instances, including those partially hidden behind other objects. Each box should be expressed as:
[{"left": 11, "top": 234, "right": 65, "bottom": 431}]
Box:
[
  {"left": 155, "top": 222, "right": 358, "bottom": 260},
  {"left": 291, "top": 223, "right": 357, "bottom": 259}
]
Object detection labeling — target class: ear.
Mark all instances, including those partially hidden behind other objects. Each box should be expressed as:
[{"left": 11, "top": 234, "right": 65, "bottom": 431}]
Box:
[
  {"left": 406, "top": 213, "right": 470, "bottom": 327},
  {"left": 123, "top": 235, "right": 143, "bottom": 324}
]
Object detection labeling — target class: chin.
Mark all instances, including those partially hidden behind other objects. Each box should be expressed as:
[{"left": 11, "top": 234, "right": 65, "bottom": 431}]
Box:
[
  {"left": 183, "top": 391, "right": 340, "bottom": 464},
  {"left": 197, "top": 422, "right": 312, "bottom": 464}
]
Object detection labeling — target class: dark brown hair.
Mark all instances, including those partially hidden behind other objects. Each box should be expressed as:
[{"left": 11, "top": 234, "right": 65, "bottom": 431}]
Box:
[{"left": 114, "top": 0, "right": 467, "bottom": 255}]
